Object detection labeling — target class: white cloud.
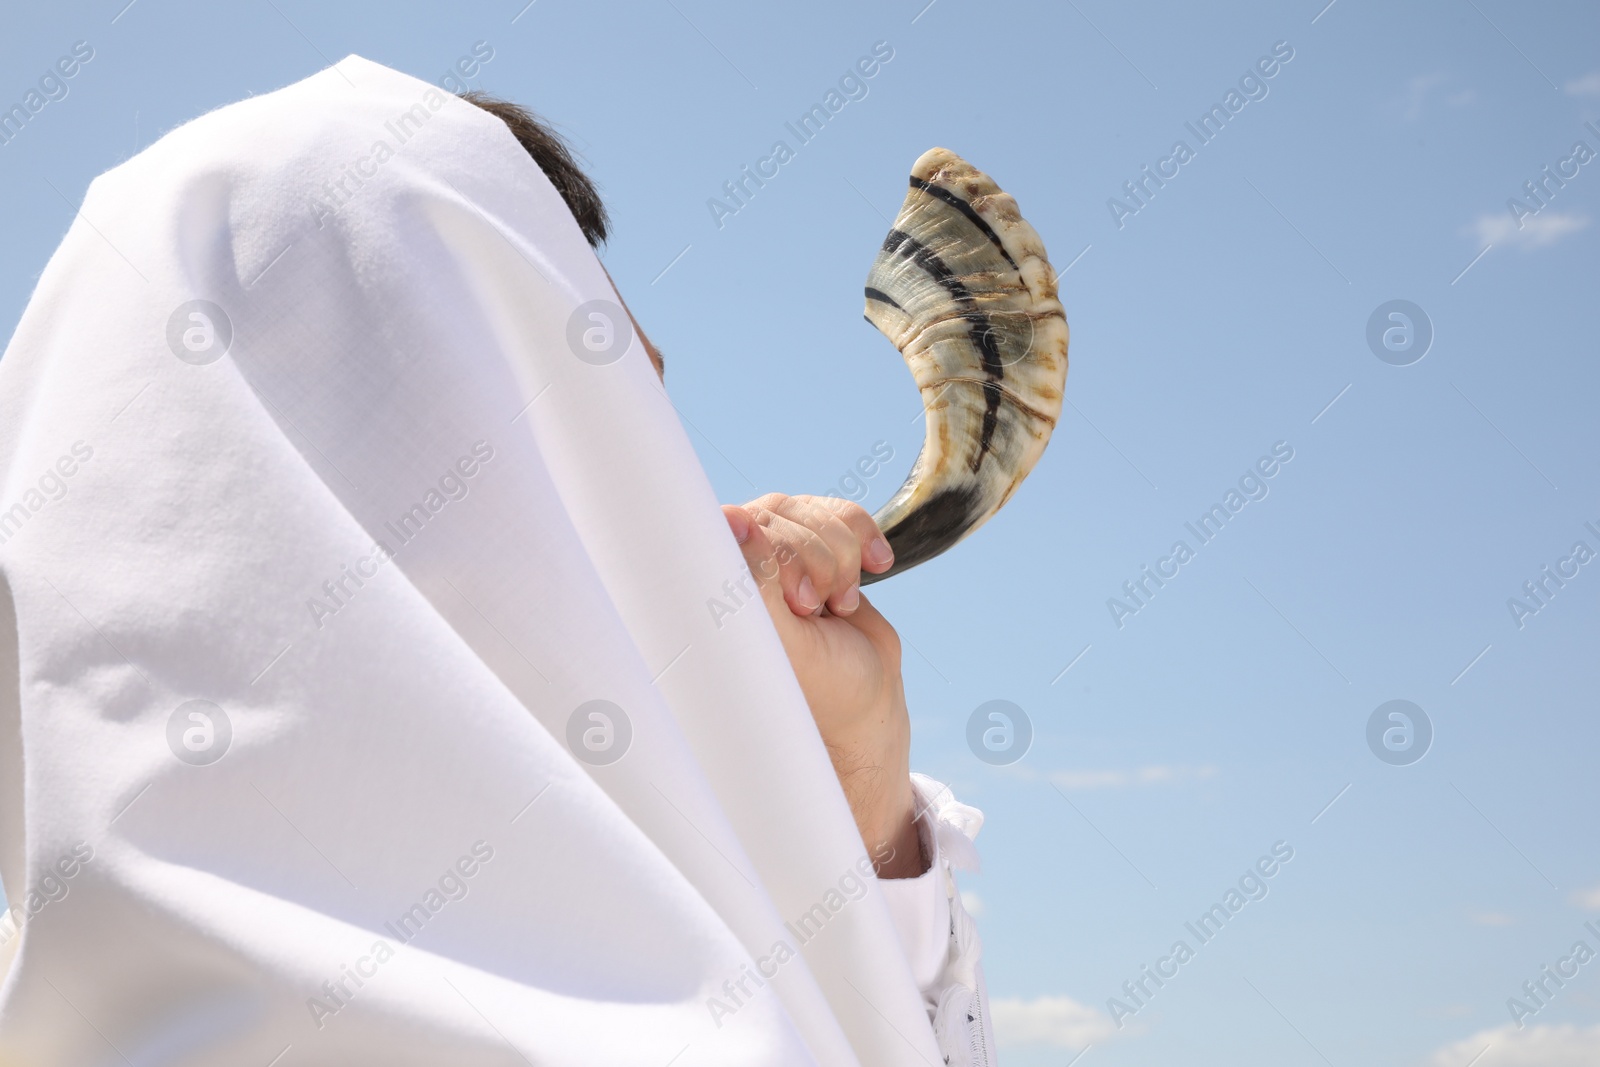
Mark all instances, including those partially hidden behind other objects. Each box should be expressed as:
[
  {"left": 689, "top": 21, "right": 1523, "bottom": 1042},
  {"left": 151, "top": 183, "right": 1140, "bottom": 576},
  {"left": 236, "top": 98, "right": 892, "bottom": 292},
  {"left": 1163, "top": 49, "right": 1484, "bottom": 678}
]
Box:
[
  {"left": 1564, "top": 70, "right": 1600, "bottom": 96},
  {"left": 1570, "top": 884, "right": 1600, "bottom": 910},
  {"left": 1429, "top": 1023, "right": 1600, "bottom": 1067},
  {"left": 990, "top": 995, "right": 1118, "bottom": 1049},
  {"left": 1051, "top": 765, "right": 1218, "bottom": 790},
  {"left": 1471, "top": 210, "right": 1591, "bottom": 250},
  {"left": 1393, "top": 73, "right": 1476, "bottom": 120}
]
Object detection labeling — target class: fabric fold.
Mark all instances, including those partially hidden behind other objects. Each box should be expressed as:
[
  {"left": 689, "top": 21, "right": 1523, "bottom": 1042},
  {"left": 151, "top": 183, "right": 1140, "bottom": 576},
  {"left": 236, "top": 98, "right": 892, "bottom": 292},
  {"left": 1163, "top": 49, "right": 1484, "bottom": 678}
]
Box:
[{"left": 0, "top": 54, "right": 944, "bottom": 1066}]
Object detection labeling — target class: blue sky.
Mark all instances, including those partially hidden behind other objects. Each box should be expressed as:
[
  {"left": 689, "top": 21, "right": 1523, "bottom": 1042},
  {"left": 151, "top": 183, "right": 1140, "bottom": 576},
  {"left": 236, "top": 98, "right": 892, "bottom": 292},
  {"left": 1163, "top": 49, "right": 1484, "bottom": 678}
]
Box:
[{"left": 3, "top": 1, "right": 1598, "bottom": 1064}]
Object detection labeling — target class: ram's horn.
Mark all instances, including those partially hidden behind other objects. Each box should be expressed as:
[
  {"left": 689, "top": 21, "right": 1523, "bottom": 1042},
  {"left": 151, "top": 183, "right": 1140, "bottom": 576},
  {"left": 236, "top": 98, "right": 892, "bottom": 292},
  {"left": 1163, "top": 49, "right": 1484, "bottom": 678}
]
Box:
[{"left": 860, "top": 147, "right": 1069, "bottom": 584}]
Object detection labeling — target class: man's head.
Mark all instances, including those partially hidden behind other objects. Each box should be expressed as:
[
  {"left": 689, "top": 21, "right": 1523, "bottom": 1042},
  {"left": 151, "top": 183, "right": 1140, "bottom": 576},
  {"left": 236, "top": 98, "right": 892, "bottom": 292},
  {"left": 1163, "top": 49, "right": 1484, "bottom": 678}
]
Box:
[
  {"left": 459, "top": 91, "right": 609, "bottom": 249},
  {"left": 460, "top": 92, "right": 664, "bottom": 380}
]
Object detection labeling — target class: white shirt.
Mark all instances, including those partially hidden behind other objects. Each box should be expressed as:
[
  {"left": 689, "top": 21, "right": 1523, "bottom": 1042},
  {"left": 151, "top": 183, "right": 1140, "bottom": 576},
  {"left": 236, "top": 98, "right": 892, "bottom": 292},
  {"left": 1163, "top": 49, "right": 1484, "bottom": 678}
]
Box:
[{"left": 880, "top": 775, "right": 997, "bottom": 1067}]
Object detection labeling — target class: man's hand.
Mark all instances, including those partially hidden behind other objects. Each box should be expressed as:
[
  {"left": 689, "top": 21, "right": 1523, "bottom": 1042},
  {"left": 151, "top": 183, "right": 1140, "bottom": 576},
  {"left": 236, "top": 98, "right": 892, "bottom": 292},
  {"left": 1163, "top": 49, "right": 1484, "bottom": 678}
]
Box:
[{"left": 722, "top": 494, "right": 924, "bottom": 879}]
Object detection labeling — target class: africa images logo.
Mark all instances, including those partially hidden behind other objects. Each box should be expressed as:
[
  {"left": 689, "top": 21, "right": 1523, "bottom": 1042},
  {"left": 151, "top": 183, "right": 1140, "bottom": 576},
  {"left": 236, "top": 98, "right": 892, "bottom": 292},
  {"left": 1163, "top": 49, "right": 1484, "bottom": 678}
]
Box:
[
  {"left": 1365, "top": 700, "right": 1431, "bottom": 766},
  {"left": 566, "top": 700, "right": 632, "bottom": 766},
  {"left": 166, "top": 700, "right": 232, "bottom": 766},
  {"left": 967, "top": 700, "right": 1032, "bottom": 766},
  {"left": 166, "top": 300, "right": 233, "bottom": 365}
]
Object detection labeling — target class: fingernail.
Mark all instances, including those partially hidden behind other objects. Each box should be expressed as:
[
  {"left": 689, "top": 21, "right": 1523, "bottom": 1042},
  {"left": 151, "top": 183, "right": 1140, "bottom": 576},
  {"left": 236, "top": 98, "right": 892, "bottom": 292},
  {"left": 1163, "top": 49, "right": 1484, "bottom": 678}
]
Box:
[
  {"left": 726, "top": 508, "right": 750, "bottom": 544},
  {"left": 796, "top": 576, "right": 821, "bottom": 613},
  {"left": 838, "top": 584, "right": 860, "bottom": 613},
  {"left": 865, "top": 536, "right": 894, "bottom": 568}
]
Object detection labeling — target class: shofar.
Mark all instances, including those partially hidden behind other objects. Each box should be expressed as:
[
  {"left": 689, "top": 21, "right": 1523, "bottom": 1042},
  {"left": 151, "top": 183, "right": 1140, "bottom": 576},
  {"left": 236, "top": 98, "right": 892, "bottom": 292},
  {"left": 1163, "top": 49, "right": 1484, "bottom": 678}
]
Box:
[{"left": 860, "top": 147, "right": 1069, "bottom": 584}]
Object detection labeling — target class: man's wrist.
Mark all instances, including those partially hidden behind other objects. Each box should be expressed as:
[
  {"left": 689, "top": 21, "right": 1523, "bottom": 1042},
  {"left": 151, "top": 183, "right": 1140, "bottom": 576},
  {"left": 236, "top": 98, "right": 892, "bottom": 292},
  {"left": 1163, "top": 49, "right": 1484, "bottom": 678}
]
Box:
[
  {"left": 857, "top": 750, "right": 922, "bottom": 878},
  {"left": 869, "top": 788, "right": 925, "bottom": 879},
  {"left": 818, "top": 688, "right": 922, "bottom": 877}
]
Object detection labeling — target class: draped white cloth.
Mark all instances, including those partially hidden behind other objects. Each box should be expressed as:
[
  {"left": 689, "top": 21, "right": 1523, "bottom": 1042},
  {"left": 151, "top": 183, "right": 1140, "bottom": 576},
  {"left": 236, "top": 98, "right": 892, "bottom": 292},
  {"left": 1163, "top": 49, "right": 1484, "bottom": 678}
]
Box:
[{"left": 0, "top": 55, "right": 991, "bottom": 1065}]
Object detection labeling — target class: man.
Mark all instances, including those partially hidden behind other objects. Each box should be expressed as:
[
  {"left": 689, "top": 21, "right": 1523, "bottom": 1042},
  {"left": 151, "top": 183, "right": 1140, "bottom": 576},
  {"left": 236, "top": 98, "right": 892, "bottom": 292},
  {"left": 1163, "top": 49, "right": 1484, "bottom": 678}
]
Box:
[
  {"left": 0, "top": 57, "right": 992, "bottom": 1065},
  {"left": 458, "top": 91, "right": 926, "bottom": 883}
]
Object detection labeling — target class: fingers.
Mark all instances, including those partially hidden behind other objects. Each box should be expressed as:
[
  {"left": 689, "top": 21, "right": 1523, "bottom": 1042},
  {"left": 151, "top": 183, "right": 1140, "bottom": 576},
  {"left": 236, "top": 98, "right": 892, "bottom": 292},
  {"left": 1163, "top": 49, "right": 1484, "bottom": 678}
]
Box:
[
  {"left": 793, "top": 496, "right": 896, "bottom": 576},
  {"left": 724, "top": 503, "right": 830, "bottom": 617},
  {"left": 759, "top": 496, "right": 863, "bottom": 614},
  {"left": 722, "top": 495, "right": 896, "bottom": 618},
  {"left": 756, "top": 507, "right": 841, "bottom": 615},
  {"left": 751, "top": 494, "right": 895, "bottom": 615},
  {"left": 722, "top": 505, "right": 803, "bottom": 617}
]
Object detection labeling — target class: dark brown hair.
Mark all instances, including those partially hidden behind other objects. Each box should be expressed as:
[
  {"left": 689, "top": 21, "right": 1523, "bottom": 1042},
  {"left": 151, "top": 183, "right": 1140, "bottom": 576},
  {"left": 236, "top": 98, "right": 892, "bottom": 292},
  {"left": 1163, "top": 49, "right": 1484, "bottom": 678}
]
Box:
[{"left": 459, "top": 91, "right": 609, "bottom": 248}]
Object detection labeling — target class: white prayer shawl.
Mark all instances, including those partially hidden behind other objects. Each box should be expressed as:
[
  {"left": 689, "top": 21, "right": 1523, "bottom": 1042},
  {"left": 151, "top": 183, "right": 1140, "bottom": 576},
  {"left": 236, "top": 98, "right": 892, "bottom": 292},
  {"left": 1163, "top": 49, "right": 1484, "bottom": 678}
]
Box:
[{"left": 0, "top": 55, "right": 985, "bottom": 1065}]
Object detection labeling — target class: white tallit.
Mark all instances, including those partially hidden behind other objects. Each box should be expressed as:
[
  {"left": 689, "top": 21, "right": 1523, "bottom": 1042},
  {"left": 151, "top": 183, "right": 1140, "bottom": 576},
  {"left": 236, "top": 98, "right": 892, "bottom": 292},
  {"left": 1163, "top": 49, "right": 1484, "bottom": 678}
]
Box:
[{"left": 0, "top": 55, "right": 968, "bottom": 1064}]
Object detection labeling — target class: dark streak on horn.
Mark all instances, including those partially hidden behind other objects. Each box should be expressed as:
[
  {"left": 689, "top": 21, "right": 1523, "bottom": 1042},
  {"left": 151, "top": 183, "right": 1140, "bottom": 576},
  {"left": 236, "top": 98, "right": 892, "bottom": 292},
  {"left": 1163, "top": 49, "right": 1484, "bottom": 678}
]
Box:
[
  {"left": 860, "top": 482, "right": 984, "bottom": 585},
  {"left": 908, "top": 176, "right": 1019, "bottom": 271},
  {"left": 880, "top": 228, "right": 1006, "bottom": 470},
  {"left": 864, "top": 286, "right": 904, "bottom": 309}
]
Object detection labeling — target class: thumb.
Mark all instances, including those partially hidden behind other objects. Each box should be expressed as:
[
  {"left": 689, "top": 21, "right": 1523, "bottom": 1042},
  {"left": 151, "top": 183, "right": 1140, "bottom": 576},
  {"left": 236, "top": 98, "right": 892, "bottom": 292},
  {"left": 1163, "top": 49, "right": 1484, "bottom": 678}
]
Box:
[{"left": 841, "top": 589, "right": 902, "bottom": 669}]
